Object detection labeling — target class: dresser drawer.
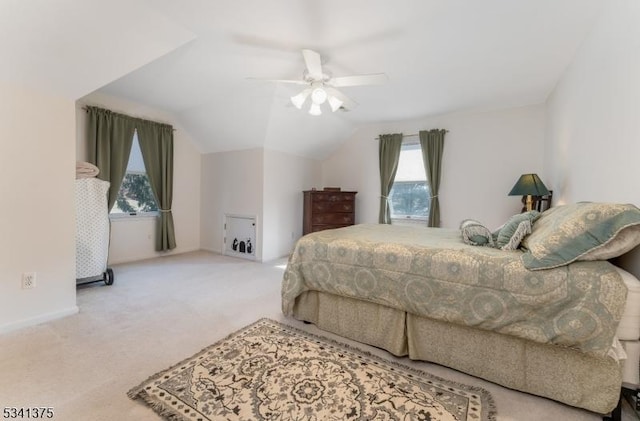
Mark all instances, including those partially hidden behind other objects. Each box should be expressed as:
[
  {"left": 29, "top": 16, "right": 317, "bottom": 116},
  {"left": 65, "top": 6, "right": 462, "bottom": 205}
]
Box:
[
  {"left": 312, "top": 201, "right": 354, "bottom": 213},
  {"left": 311, "top": 192, "right": 355, "bottom": 202},
  {"left": 311, "top": 213, "right": 354, "bottom": 225}
]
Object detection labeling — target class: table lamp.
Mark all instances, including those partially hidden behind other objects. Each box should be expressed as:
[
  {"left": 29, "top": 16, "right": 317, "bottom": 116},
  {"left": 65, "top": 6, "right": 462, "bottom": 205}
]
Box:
[{"left": 508, "top": 174, "right": 550, "bottom": 211}]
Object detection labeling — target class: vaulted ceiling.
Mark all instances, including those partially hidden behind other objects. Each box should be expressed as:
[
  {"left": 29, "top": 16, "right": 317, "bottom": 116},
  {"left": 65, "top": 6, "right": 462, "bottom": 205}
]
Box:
[{"left": 1, "top": 0, "right": 604, "bottom": 159}]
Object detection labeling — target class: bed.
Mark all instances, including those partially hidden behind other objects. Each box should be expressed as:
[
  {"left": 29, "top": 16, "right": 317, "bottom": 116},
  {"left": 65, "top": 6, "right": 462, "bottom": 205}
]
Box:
[{"left": 281, "top": 202, "right": 640, "bottom": 416}]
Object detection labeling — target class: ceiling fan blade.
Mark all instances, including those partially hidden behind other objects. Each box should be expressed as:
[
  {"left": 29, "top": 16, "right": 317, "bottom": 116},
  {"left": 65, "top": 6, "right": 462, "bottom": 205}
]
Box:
[
  {"left": 302, "top": 49, "right": 323, "bottom": 80},
  {"left": 330, "top": 73, "right": 388, "bottom": 87},
  {"left": 246, "top": 77, "right": 308, "bottom": 85},
  {"left": 325, "top": 87, "right": 358, "bottom": 111}
]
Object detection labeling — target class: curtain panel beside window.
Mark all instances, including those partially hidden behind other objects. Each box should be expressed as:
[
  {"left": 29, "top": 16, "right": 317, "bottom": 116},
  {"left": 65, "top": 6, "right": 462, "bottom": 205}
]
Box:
[
  {"left": 419, "top": 129, "right": 446, "bottom": 227},
  {"left": 136, "top": 120, "right": 176, "bottom": 251},
  {"left": 86, "top": 107, "right": 135, "bottom": 210},
  {"left": 378, "top": 133, "right": 403, "bottom": 224},
  {"left": 86, "top": 106, "right": 177, "bottom": 251}
]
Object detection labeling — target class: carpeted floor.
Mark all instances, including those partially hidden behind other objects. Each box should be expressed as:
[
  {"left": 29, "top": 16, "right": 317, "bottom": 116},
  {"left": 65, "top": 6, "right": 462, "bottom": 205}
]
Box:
[{"left": 0, "top": 251, "right": 635, "bottom": 420}]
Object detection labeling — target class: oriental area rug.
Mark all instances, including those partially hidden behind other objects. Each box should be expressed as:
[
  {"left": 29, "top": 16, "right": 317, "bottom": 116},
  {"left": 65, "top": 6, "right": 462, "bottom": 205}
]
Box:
[{"left": 128, "top": 318, "right": 496, "bottom": 420}]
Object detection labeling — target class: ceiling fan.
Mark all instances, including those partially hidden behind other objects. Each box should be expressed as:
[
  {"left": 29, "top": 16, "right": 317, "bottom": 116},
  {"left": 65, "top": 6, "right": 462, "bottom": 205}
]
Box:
[{"left": 253, "top": 49, "right": 388, "bottom": 116}]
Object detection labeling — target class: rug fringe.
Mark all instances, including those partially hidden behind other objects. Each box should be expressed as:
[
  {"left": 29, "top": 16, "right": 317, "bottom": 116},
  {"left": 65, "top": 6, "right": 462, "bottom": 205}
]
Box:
[
  {"left": 127, "top": 319, "right": 270, "bottom": 399},
  {"left": 129, "top": 389, "right": 186, "bottom": 420},
  {"left": 127, "top": 320, "right": 278, "bottom": 418}
]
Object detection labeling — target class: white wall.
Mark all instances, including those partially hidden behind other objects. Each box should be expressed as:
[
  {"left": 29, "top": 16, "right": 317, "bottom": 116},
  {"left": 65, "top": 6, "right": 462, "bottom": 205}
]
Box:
[
  {"left": 544, "top": 0, "right": 640, "bottom": 275},
  {"left": 262, "top": 149, "right": 322, "bottom": 262},
  {"left": 200, "top": 148, "right": 264, "bottom": 259},
  {"left": 200, "top": 147, "right": 322, "bottom": 262},
  {"left": 545, "top": 0, "right": 640, "bottom": 205},
  {"left": 322, "top": 105, "right": 546, "bottom": 230},
  {"left": 76, "top": 92, "right": 201, "bottom": 264},
  {"left": 0, "top": 82, "right": 78, "bottom": 332}
]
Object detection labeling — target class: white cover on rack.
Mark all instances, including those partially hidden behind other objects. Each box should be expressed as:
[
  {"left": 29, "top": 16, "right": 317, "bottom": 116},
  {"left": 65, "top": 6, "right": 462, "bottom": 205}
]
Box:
[{"left": 75, "top": 178, "right": 110, "bottom": 279}]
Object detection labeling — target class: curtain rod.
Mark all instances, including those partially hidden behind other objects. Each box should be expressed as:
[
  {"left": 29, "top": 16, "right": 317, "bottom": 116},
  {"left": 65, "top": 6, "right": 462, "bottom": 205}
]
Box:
[
  {"left": 374, "top": 130, "right": 448, "bottom": 140},
  {"left": 81, "top": 106, "right": 176, "bottom": 131}
]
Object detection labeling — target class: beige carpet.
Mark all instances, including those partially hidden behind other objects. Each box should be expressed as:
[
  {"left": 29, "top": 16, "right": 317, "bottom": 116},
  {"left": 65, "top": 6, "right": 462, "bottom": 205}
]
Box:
[{"left": 0, "top": 251, "right": 634, "bottom": 420}]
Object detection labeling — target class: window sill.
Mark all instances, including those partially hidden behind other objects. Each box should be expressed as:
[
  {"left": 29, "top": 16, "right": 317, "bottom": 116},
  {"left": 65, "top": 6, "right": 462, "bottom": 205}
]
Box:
[
  {"left": 109, "top": 212, "right": 158, "bottom": 221},
  {"left": 391, "top": 217, "right": 427, "bottom": 226}
]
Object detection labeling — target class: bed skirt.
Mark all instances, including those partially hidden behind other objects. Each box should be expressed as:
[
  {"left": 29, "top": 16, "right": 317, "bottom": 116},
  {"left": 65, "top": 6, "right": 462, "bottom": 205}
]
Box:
[{"left": 291, "top": 290, "right": 622, "bottom": 414}]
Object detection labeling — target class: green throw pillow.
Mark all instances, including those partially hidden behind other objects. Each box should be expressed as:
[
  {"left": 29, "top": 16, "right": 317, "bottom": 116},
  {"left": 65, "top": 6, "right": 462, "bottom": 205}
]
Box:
[
  {"left": 521, "top": 202, "right": 640, "bottom": 270},
  {"left": 460, "top": 219, "right": 494, "bottom": 247},
  {"left": 496, "top": 211, "right": 540, "bottom": 250}
]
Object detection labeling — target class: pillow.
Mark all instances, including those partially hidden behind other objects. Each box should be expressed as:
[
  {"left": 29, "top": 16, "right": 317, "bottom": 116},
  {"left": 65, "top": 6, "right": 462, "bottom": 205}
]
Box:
[
  {"left": 581, "top": 224, "right": 640, "bottom": 261},
  {"left": 460, "top": 219, "right": 494, "bottom": 247},
  {"left": 521, "top": 202, "right": 640, "bottom": 270},
  {"left": 499, "top": 219, "right": 532, "bottom": 251},
  {"left": 496, "top": 211, "right": 540, "bottom": 250}
]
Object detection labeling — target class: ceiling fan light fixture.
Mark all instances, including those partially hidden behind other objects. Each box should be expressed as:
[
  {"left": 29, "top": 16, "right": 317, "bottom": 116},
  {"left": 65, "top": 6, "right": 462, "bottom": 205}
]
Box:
[
  {"left": 251, "top": 49, "right": 387, "bottom": 115},
  {"left": 290, "top": 89, "right": 311, "bottom": 109},
  {"left": 311, "top": 87, "right": 328, "bottom": 105},
  {"left": 308, "top": 103, "right": 322, "bottom": 116},
  {"left": 328, "top": 95, "right": 343, "bottom": 112}
]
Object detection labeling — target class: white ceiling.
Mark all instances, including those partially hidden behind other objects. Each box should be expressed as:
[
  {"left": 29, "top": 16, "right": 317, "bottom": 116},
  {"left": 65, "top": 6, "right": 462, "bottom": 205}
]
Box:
[
  {"left": 1, "top": 0, "right": 604, "bottom": 159},
  {"left": 0, "top": 0, "right": 196, "bottom": 99}
]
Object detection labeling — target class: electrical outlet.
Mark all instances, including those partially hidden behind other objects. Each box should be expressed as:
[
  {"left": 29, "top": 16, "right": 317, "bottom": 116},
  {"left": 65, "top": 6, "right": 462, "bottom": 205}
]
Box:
[{"left": 22, "top": 272, "right": 36, "bottom": 289}]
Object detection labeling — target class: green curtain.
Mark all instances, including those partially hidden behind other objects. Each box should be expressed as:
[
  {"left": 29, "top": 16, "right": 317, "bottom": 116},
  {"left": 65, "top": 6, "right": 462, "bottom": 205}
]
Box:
[
  {"left": 136, "top": 120, "right": 177, "bottom": 252},
  {"left": 86, "top": 106, "right": 136, "bottom": 210},
  {"left": 378, "top": 133, "right": 403, "bottom": 224},
  {"left": 419, "top": 129, "right": 446, "bottom": 227}
]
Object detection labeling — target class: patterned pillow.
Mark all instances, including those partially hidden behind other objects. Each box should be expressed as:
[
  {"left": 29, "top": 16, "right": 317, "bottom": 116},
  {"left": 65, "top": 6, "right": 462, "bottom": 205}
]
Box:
[
  {"left": 581, "top": 224, "right": 640, "bottom": 260},
  {"left": 500, "top": 220, "right": 532, "bottom": 251},
  {"left": 521, "top": 202, "right": 640, "bottom": 270},
  {"left": 496, "top": 211, "right": 540, "bottom": 250},
  {"left": 460, "top": 219, "right": 494, "bottom": 247}
]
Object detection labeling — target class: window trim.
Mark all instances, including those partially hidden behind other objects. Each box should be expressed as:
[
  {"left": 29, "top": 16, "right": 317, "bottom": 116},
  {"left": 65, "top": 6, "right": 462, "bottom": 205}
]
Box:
[
  {"left": 390, "top": 216, "right": 428, "bottom": 226},
  {"left": 391, "top": 215, "right": 428, "bottom": 222},
  {"left": 109, "top": 211, "right": 159, "bottom": 220}
]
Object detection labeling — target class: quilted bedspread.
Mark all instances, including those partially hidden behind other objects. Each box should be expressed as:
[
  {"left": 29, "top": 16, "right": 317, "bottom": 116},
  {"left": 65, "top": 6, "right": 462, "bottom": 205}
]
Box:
[{"left": 282, "top": 224, "right": 628, "bottom": 357}]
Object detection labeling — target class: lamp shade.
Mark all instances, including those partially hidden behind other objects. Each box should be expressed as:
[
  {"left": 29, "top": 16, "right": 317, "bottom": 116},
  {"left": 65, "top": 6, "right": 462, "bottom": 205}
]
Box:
[
  {"left": 328, "top": 95, "right": 343, "bottom": 112},
  {"left": 308, "top": 103, "right": 322, "bottom": 116},
  {"left": 291, "top": 89, "right": 311, "bottom": 109},
  {"left": 508, "top": 174, "right": 550, "bottom": 196}
]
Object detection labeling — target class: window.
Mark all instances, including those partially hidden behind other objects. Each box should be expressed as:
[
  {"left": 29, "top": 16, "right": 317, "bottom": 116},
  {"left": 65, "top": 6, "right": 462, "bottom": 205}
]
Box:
[
  {"left": 110, "top": 131, "right": 158, "bottom": 216},
  {"left": 389, "top": 142, "right": 430, "bottom": 220}
]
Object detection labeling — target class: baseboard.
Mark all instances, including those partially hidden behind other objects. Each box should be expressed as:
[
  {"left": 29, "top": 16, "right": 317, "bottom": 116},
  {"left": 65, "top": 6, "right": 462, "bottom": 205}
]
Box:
[
  {"left": 0, "top": 305, "right": 79, "bottom": 335},
  {"left": 223, "top": 249, "right": 257, "bottom": 261},
  {"left": 200, "top": 246, "right": 222, "bottom": 254}
]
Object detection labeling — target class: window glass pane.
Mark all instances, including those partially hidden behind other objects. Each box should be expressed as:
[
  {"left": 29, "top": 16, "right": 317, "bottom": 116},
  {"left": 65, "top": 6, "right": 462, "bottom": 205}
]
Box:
[
  {"left": 110, "top": 131, "right": 159, "bottom": 214},
  {"left": 126, "top": 131, "right": 147, "bottom": 173},
  {"left": 390, "top": 181, "right": 429, "bottom": 218},
  {"left": 390, "top": 143, "right": 430, "bottom": 219},
  {"left": 394, "top": 143, "right": 426, "bottom": 182}
]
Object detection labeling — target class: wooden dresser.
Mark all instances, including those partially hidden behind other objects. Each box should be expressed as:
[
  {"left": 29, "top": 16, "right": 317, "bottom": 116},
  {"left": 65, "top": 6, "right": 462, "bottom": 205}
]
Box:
[{"left": 303, "top": 190, "right": 357, "bottom": 234}]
